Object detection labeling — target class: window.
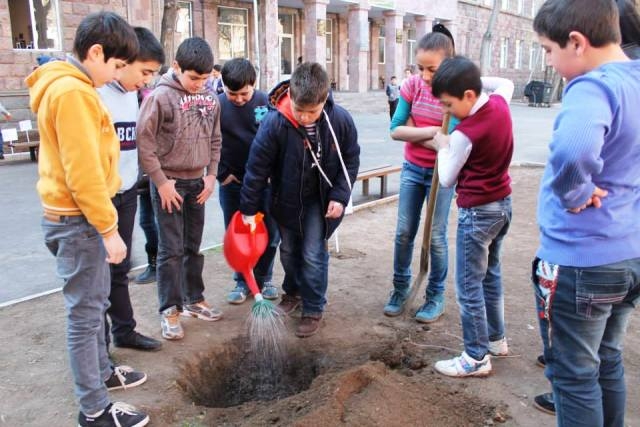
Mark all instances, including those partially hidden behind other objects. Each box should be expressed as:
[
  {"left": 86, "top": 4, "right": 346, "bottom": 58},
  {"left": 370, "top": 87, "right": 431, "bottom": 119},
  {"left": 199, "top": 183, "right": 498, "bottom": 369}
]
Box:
[
  {"left": 406, "top": 28, "right": 416, "bottom": 64},
  {"left": 531, "top": 0, "right": 537, "bottom": 17},
  {"left": 9, "top": 0, "right": 62, "bottom": 50},
  {"left": 326, "top": 18, "right": 333, "bottom": 63},
  {"left": 278, "top": 14, "right": 294, "bottom": 76},
  {"left": 175, "top": 2, "right": 193, "bottom": 46},
  {"left": 378, "top": 26, "right": 385, "bottom": 64},
  {"left": 517, "top": 0, "right": 524, "bottom": 14},
  {"left": 499, "top": 37, "right": 509, "bottom": 69},
  {"left": 501, "top": 0, "right": 509, "bottom": 10},
  {"left": 515, "top": 40, "right": 522, "bottom": 69},
  {"left": 218, "top": 7, "right": 248, "bottom": 60},
  {"left": 529, "top": 43, "right": 538, "bottom": 70}
]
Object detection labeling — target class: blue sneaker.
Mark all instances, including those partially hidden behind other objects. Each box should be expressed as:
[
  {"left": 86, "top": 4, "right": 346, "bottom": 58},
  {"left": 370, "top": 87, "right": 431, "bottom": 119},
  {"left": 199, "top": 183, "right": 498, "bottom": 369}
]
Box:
[
  {"left": 383, "top": 289, "right": 408, "bottom": 317},
  {"left": 261, "top": 283, "right": 279, "bottom": 300},
  {"left": 226, "top": 284, "right": 248, "bottom": 305},
  {"left": 414, "top": 291, "right": 445, "bottom": 323}
]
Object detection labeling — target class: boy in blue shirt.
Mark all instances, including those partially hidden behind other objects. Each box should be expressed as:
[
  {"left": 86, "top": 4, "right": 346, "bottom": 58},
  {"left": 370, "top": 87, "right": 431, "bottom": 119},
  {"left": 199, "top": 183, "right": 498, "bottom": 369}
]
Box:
[{"left": 531, "top": 0, "right": 640, "bottom": 424}]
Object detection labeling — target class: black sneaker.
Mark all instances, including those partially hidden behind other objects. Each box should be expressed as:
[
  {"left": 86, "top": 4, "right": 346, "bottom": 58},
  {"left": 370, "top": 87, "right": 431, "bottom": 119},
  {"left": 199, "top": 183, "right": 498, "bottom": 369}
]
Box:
[
  {"left": 536, "top": 354, "right": 546, "bottom": 368},
  {"left": 104, "top": 365, "right": 147, "bottom": 391},
  {"left": 533, "top": 392, "right": 556, "bottom": 415},
  {"left": 78, "top": 402, "right": 149, "bottom": 426}
]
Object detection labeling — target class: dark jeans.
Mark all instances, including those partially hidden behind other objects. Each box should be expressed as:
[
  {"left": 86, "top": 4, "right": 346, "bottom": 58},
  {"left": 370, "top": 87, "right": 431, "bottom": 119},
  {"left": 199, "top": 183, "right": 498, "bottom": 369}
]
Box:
[
  {"left": 151, "top": 178, "right": 206, "bottom": 313},
  {"left": 533, "top": 257, "right": 640, "bottom": 427},
  {"left": 105, "top": 187, "right": 138, "bottom": 343},
  {"left": 138, "top": 188, "right": 158, "bottom": 254},
  {"left": 218, "top": 180, "right": 279, "bottom": 288},
  {"left": 388, "top": 99, "right": 399, "bottom": 120},
  {"left": 278, "top": 200, "right": 328, "bottom": 315}
]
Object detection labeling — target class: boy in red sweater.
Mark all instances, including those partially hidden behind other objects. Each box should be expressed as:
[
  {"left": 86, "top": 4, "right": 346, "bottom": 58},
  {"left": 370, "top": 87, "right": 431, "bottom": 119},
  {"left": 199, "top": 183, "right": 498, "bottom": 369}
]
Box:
[{"left": 429, "top": 56, "right": 515, "bottom": 377}]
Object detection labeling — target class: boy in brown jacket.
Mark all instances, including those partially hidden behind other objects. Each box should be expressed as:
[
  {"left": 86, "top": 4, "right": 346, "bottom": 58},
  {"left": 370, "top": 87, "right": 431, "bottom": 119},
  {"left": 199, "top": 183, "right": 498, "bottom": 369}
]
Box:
[{"left": 137, "top": 37, "right": 222, "bottom": 340}]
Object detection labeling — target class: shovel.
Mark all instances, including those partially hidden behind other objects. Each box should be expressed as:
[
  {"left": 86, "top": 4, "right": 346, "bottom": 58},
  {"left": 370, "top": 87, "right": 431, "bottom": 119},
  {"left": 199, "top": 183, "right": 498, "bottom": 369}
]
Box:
[{"left": 403, "top": 113, "right": 451, "bottom": 320}]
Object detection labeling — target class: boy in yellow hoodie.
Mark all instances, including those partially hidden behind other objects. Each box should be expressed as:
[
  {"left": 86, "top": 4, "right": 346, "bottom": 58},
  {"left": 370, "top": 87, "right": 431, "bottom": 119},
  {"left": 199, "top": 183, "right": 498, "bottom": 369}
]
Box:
[{"left": 25, "top": 11, "right": 150, "bottom": 427}]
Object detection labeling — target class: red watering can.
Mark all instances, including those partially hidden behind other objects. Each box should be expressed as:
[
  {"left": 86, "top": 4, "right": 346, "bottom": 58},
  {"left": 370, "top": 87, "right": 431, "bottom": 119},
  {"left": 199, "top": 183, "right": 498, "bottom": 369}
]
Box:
[{"left": 223, "top": 211, "right": 268, "bottom": 299}]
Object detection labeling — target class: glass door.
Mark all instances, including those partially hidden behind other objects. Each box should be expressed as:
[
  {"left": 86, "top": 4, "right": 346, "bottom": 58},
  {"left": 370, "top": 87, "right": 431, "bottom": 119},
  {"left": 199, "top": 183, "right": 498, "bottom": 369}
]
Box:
[{"left": 278, "top": 14, "right": 294, "bottom": 80}]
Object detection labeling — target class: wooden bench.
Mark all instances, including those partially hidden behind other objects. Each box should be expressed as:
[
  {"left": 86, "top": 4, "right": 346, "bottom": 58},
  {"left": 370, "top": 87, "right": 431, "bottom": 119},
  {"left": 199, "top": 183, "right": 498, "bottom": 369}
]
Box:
[
  {"left": 9, "top": 141, "right": 39, "bottom": 162},
  {"left": 356, "top": 164, "right": 402, "bottom": 198}
]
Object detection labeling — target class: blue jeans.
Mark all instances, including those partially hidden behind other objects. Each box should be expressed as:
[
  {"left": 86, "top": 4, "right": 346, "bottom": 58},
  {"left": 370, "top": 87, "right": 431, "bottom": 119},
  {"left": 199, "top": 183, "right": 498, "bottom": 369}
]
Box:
[
  {"left": 138, "top": 188, "right": 158, "bottom": 255},
  {"left": 218, "top": 180, "right": 279, "bottom": 288},
  {"left": 533, "top": 257, "right": 640, "bottom": 427},
  {"left": 278, "top": 200, "right": 328, "bottom": 315},
  {"left": 456, "top": 197, "right": 511, "bottom": 360},
  {"left": 151, "top": 178, "right": 206, "bottom": 313},
  {"left": 392, "top": 161, "right": 454, "bottom": 295},
  {"left": 43, "top": 215, "right": 112, "bottom": 415}
]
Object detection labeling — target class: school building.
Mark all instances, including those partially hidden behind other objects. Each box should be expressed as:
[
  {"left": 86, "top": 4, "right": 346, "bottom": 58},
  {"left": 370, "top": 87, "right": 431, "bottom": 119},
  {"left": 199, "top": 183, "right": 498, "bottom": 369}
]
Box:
[{"left": 0, "top": 0, "right": 547, "bottom": 111}]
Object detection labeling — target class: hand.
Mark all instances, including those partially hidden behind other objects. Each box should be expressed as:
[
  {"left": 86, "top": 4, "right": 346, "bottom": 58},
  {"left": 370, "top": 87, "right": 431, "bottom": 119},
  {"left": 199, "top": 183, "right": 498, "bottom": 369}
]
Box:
[
  {"left": 158, "top": 180, "right": 183, "bottom": 213},
  {"left": 221, "top": 174, "right": 241, "bottom": 186},
  {"left": 325, "top": 201, "right": 344, "bottom": 219},
  {"left": 242, "top": 214, "right": 257, "bottom": 232},
  {"left": 103, "top": 233, "right": 127, "bottom": 264},
  {"left": 197, "top": 175, "right": 216, "bottom": 204},
  {"left": 433, "top": 132, "right": 450, "bottom": 152},
  {"left": 568, "top": 186, "right": 608, "bottom": 213}
]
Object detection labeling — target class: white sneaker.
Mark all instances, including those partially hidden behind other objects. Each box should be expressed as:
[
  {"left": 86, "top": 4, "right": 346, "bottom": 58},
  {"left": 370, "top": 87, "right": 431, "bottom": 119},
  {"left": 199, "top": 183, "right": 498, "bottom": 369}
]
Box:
[
  {"left": 182, "top": 300, "right": 223, "bottom": 321},
  {"left": 488, "top": 337, "right": 509, "bottom": 356},
  {"left": 434, "top": 351, "right": 492, "bottom": 377},
  {"left": 161, "top": 306, "right": 184, "bottom": 340}
]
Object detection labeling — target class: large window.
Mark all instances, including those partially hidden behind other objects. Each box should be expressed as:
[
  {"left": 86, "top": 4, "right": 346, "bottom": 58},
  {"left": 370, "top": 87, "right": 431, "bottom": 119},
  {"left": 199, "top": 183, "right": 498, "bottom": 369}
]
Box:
[
  {"left": 9, "top": 0, "right": 62, "bottom": 50},
  {"left": 378, "top": 26, "right": 385, "bottom": 64},
  {"left": 175, "top": 2, "right": 192, "bottom": 46},
  {"left": 515, "top": 39, "right": 523, "bottom": 69},
  {"left": 406, "top": 28, "right": 416, "bottom": 64},
  {"left": 218, "top": 7, "right": 248, "bottom": 60},
  {"left": 499, "top": 37, "right": 509, "bottom": 69},
  {"left": 326, "top": 18, "right": 333, "bottom": 63},
  {"left": 278, "top": 14, "right": 294, "bottom": 77}
]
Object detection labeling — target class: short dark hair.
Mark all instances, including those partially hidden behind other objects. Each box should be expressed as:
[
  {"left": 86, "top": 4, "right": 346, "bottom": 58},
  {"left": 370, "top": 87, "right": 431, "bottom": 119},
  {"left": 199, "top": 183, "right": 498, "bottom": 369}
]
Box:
[
  {"left": 221, "top": 58, "right": 256, "bottom": 91},
  {"left": 213, "top": 64, "right": 222, "bottom": 72},
  {"left": 431, "top": 56, "right": 482, "bottom": 99},
  {"left": 533, "top": 0, "right": 621, "bottom": 48},
  {"left": 73, "top": 11, "right": 138, "bottom": 62},
  {"left": 617, "top": 0, "right": 640, "bottom": 46},
  {"left": 175, "top": 37, "right": 214, "bottom": 74},
  {"left": 417, "top": 31, "right": 455, "bottom": 57},
  {"left": 133, "top": 27, "right": 165, "bottom": 65},
  {"left": 289, "top": 62, "right": 329, "bottom": 105}
]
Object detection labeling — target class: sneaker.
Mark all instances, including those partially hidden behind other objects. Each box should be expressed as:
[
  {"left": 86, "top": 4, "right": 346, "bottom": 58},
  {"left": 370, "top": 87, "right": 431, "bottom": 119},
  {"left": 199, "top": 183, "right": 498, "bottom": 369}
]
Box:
[
  {"left": 533, "top": 392, "right": 556, "bottom": 415},
  {"left": 488, "top": 337, "right": 509, "bottom": 356},
  {"left": 226, "top": 284, "right": 248, "bottom": 305},
  {"left": 383, "top": 289, "right": 408, "bottom": 317},
  {"left": 78, "top": 402, "right": 149, "bottom": 427},
  {"left": 434, "top": 351, "right": 492, "bottom": 378},
  {"left": 414, "top": 291, "right": 445, "bottom": 323},
  {"left": 295, "top": 314, "right": 322, "bottom": 338},
  {"left": 536, "top": 354, "right": 546, "bottom": 368},
  {"left": 261, "top": 283, "right": 279, "bottom": 300},
  {"left": 182, "top": 300, "right": 223, "bottom": 322},
  {"left": 278, "top": 294, "right": 301, "bottom": 315},
  {"left": 134, "top": 265, "right": 156, "bottom": 284},
  {"left": 104, "top": 365, "right": 147, "bottom": 391},
  {"left": 161, "top": 306, "right": 184, "bottom": 340}
]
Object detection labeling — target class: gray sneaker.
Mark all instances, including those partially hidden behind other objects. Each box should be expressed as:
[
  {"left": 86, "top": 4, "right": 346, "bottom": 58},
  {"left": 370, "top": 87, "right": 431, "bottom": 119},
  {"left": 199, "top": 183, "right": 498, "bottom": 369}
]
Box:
[
  {"left": 161, "top": 306, "right": 184, "bottom": 340},
  {"left": 182, "top": 300, "right": 223, "bottom": 322}
]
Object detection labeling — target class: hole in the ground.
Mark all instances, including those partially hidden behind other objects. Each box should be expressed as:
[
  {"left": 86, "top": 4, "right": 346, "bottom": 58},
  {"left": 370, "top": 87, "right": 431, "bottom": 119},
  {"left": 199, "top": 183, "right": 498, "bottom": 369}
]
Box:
[{"left": 178, "top": 337, "right": 327, "bottom": 408}]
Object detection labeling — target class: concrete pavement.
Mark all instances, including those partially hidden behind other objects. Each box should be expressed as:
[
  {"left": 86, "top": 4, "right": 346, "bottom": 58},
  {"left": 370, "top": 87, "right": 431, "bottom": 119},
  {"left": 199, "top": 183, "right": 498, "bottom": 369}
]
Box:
[{"left": 0, "top": 96, "right": 557, "bottom": 304}]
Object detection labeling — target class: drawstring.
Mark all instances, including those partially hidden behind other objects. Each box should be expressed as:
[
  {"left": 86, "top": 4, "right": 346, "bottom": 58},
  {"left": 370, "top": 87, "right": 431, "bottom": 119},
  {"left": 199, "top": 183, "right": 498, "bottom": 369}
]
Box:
[
  {"left": 323, "top": 109, "right": 352, "bottom": 192},
  {"left": 305, "top": 138, "right": 333, "bottom": 188}
]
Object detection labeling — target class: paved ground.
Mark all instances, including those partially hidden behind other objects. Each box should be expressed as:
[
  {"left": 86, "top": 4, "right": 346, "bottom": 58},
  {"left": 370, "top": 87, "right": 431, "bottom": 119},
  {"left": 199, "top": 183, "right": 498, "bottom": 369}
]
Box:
[{"left": 0, "top": 96, "right": 557, "bottom": 304}]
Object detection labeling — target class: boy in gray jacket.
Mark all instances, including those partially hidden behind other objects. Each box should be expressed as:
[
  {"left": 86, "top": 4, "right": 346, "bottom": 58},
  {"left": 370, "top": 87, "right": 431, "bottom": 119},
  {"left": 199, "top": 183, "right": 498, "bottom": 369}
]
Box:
[{"left": 137, "top": 37, "right": 222, "bottom": 340}]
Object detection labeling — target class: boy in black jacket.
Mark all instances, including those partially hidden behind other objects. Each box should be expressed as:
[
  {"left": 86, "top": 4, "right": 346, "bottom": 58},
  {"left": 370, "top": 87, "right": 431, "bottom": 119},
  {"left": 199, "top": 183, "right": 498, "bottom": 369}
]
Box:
[{"left": 240, "top": 62, "right": 360, "bottom": 337}]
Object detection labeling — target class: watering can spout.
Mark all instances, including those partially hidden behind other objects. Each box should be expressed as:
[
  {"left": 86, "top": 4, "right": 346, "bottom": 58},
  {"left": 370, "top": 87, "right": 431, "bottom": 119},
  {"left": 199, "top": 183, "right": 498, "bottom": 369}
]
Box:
[{"left": 223, "top": 211, "right": 269, "bottom": 298}]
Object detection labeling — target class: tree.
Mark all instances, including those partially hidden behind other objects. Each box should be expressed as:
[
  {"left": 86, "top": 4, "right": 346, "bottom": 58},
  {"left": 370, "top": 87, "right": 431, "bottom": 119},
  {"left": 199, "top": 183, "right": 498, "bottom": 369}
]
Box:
[
  {"left": 160, "top": 0, "right": 180, "bottom": 64},
  {"left": 479, "top": 0, "right": 501, "bottom": 74}
]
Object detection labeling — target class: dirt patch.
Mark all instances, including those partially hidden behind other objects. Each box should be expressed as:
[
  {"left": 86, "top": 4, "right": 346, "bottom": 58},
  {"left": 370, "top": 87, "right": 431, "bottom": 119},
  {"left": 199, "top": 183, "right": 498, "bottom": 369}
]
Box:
[{"left": 1, "top": 167, "right": 639, "bottom": 426}]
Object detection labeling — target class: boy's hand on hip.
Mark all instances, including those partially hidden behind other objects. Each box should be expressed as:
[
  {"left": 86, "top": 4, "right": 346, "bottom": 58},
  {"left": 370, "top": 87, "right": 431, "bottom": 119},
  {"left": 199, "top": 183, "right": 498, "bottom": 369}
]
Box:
[
  {"left": 159, "top": 180, "right": 183, "bottom": 213},
  {"left": 103, "top": 233, "right": 127, "bottom": 264},
  {"left": 568, "top": 186, "right": 608, "bottom": 213},
  {"left": 197, "top": 175, "right": 216, "bottom": 204},
  {"left": 325, "top": 201, "right": 344, "bottom": 219},
  {"left": 221, "top": 174, "right": 241, "bottom": 186}
]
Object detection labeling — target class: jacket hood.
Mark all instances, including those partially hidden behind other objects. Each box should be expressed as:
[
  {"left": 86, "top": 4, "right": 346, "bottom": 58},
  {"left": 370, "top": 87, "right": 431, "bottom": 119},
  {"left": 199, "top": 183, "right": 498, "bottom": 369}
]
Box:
[
  {"left": 268, "top": 80, "right": 336, "bottom": 127},
  {"left": 155, "top": 69, "right": 193, "bottom": 94},
  {"left": 25, "top": 61, "right": 92, "bottom": 113}
]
